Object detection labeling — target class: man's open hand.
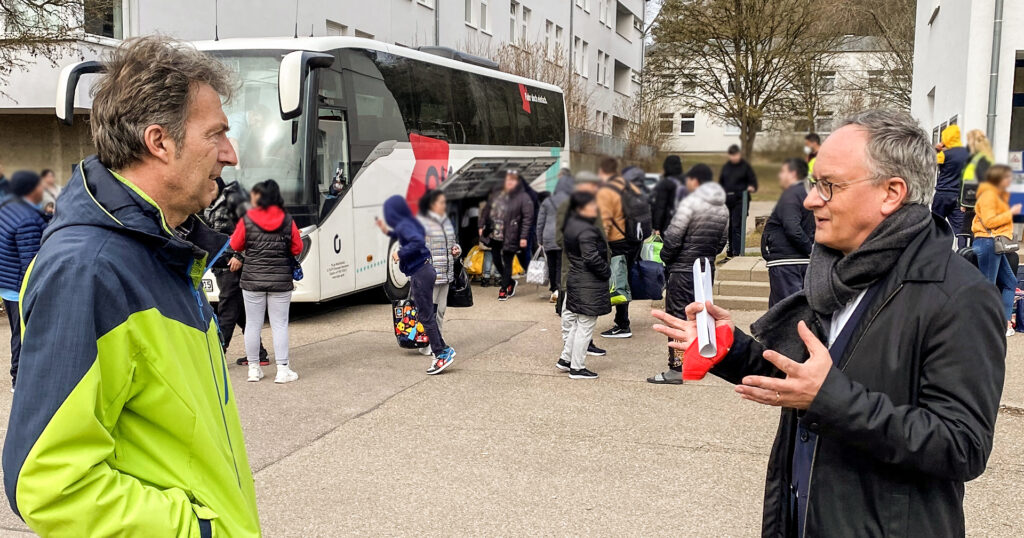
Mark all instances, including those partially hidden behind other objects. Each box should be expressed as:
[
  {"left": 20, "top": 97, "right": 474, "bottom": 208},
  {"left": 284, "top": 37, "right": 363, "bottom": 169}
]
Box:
[
  {"left": 652, "top": 301, "right": 734, "bottom": 352},
  {"left": 736, "top": 321, "right": 831, "bottom": 410}
]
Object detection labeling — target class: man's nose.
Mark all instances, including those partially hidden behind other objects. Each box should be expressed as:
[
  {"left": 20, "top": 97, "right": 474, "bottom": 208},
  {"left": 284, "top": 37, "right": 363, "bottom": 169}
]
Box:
[
  {"left": 220, "top": 137, "right": 239, "bottom": 167},
  {"left": 804, "top": 185, "right": 824, "bottom": 210}
]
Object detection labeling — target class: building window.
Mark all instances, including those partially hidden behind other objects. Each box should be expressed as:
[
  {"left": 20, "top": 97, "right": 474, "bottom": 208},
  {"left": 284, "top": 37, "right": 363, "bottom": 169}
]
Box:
[
  {"left": 596, "top": 50, "right": 604, "bottom": 85},
  {"left": 584, "top": 0, "right": 592, "bottom": 13},
  {"left": 576, "top": 0, "right": 584, "bottom": 8},
  {"left": 545, "top": 20, "right": 553, "bottom": 57},
  {"left": 599, "top": 0, "right": 608, "bottom": 25},
  {"left": 581, "top": 41, "right": 589, "bottom": 78},
  {"left": 867, "top": 70, "right": 884, "bottom": 87},
  {"left": 819, "top": 71, "right": 836, "bottom": 93},
  {"left": 555, "top": 25, "right": 564, "bottom": 52},
  {"left": 815, "top": 113, "right": 834, "bottom": 134},
  {"left": 932, "top": 126, "right": 940, "bottom": 145},
  {"left": 480, "top": 0, "right": 489, "bottom": 31},
  {"left": 355, "top": 29, "right": 374, "bottom": 39},
  {"left": 727, "top": 77, "right": 738, "bottom": 95},
  {"left": 522, "top": 7, "right": 530, "bottom": 42},
  {"left": 326, "top": 20, "right": 347, "bottom": 36},
  {"left": 465, "top": 0, "right": 473, "bottom": 25},
  {"left": 794, "top": 118, "right": 813, "bottom": 133},
  {"left": 417, "top": 0, "right": 435, "bottom": 8},
  {"left": 605, "top": 54, "right": 612, "bottom": 88},
  {"left": 595, "top": 110, "right": 603, "bottom": 131},
  {"left": 724, "top": 122, "right": 741, "bottom": 136},
  {"left": 573, "top": 37, "right": 582, "bottom": 74},
  {"left": 633, "top": 15, "right": 642, "bottom": 32},
  {"left": 949, "top": 114, "right": 958, "bottom": 126},
  {"left": 659, "top": 113, "right": 675, "bottom": 135},
  {"left": 510, "top": 1, "right": 519, "bottom": 42},
  {"left": 680, "top": 113, "right": 696, "bottom": 134},
  {"left": 84, "top": 0, "right": 123, "bottom": 39}
]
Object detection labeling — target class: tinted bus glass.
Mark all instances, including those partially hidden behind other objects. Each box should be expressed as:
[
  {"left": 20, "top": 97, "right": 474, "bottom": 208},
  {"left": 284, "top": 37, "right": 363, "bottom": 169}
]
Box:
[{"left": 360, "top": 49, "right": 565, "bottom": 147}]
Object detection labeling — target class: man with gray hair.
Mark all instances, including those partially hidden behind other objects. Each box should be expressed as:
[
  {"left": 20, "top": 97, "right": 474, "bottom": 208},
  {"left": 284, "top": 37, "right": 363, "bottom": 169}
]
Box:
[
  {"left": 3, "top": 37, "right": 260, "bottom": 536},
  {"left": 654, "top": 109, "right": 1005, "bottom": 536}
]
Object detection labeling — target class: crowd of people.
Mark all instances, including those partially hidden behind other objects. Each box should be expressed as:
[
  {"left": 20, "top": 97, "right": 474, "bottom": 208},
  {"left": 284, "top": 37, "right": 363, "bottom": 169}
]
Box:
[{"left": 0, "top": 35, "right": 1016, "bottom": 537}]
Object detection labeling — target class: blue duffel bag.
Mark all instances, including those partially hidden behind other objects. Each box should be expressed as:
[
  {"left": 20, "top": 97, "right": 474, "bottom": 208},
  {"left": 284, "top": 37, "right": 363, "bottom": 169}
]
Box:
[{"left": 630, "top": 259, "right": 665, "bottom": 301}]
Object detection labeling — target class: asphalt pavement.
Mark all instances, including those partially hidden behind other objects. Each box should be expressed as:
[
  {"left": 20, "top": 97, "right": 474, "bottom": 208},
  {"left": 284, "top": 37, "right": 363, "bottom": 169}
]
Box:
[{"left": 0, "top": 283, "right": 1020, "bottom": 536}]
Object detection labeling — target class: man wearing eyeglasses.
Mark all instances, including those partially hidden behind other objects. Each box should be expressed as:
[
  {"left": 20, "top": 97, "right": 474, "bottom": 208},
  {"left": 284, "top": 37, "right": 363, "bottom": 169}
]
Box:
[{"left": 653, "top": 109, "right": 1005, "bottom": 537}]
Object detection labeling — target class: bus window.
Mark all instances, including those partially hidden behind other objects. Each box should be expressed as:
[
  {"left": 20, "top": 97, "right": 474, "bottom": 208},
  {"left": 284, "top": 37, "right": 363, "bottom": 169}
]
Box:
[
  {"left": 451, "top": 71, "right": 489, "bottom": 145},
  {"left": 349, "top": 70, "right": 408, "bottom": 145},
  {"left": 317, "top": 108, "right": 349, "bottom": 200},
  {"left": 485, "top": 78, "right": 517, "bottom": 146},
  {"left": 371, "top": 52, "right": 417, "bottom": 136},
  {"left": 411, "top": 62, "right": 454, "bottom": 142}
]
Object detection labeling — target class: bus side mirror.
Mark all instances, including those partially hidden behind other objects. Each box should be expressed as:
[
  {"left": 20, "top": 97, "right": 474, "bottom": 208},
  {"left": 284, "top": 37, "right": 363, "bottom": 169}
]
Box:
[
  {"left": 278, "top": 51, "right": 334, "bottom": 121},
  {"left": 56, "top": 60, "right": 104, "bottom": 126}
]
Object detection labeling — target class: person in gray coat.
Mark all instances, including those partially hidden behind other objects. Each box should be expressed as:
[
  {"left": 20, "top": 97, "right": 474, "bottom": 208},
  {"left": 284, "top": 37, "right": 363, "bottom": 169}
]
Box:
[
  {"left": 648, "top": 164, "right": 729, "bottom": 385},
  {"left": 536, "top": 168, "right": 574, "bottom": 302}
]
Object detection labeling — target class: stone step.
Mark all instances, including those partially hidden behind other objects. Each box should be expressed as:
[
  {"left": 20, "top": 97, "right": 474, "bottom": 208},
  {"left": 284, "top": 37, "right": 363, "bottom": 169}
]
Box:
[
  {"left": 717, "top": 256, "right": 769, "bottom": 282},
  {"left": 715, "top": 295, "right": 770, "bottom": 311},
  {"left": 715, "top": 280, "right": 771, "bottom": 299}
]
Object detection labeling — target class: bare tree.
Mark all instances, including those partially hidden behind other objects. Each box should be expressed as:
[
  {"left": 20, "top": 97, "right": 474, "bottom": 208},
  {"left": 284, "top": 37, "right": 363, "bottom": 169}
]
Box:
[
  {"left": 0, "top": 1, "right": 115, "bottom": 98},
  {"left": 837, "top": 0, "right": 915, "bottom": 109},
  {"left": 649, "top": 0, "right": 843, "bottom": 155}
]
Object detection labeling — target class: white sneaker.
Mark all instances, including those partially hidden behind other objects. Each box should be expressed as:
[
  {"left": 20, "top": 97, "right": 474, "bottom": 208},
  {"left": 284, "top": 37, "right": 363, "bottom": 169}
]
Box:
[
  {"left": 247, "top": 364, "right": 264, "bottom": 382},
  {"left": 275, "top": 364, "right": 299, "bottom": 384},
  {"left": 549, "top": 290, "right": 558, "bottom": 303},
  {"left": 1007, "top": 325, "right": 1016, "bottom": 338},
  {"left": 418, "top": 346, "right": 433, "bottom": 356}
]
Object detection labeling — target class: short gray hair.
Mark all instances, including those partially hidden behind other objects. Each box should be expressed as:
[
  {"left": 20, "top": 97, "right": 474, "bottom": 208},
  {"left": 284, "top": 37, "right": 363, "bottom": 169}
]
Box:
[
  {"left": 840, "top": 109, "right": 937, "bottom": 206},
  {"left": 90, "top": 36, "right": 234, "bottom": 170}
]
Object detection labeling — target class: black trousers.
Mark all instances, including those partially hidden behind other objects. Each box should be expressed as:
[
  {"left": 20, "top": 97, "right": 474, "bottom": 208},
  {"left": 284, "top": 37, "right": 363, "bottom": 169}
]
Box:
[
  {"left": 410, "top": 264, "right": 446, "bottom": 355},
  {"left": 496, "top": 246, "right": 526, "bottom": 291},
  {"left": 767, "top": 264, "right": 807, "bottom": 308},
  {"left": 609, "top": 240, "right": 641, "bottom": 329},
  {"left": 545, "top": 249, "right": 562, "bottom": 292},
  {"left": 215, "top": 269, "right": 267, "bottom": 359},
  {"left": 725, "top": 192, "right": 747, "bottom": 256},
  {"left": 5, "top": 300, "right": 20, "bottom": 388}
]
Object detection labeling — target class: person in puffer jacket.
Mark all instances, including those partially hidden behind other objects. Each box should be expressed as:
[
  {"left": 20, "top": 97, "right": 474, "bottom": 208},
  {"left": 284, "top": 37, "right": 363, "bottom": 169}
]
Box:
[
  {"left": 377, "top": 195, "right": 457, "bottom": 375},
  {"left": 648, "top": 164, "right": 728, "bottom": 385},
  {"left": 417, "top": 190, "right": 462, "bottom": 356},
  {"left": 230, "top": 179, "right": 303, "bottom": 385},
  {"left": 0, "top": 171, "right": 48, "bottom": 389},
  {"left": 536, "top": 168, "right": 574, "bottom": 302}
]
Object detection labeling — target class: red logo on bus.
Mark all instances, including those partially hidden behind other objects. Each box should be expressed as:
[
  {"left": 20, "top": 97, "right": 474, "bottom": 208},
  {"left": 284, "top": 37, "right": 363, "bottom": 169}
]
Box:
[
  {"left": 518, "top": 83, "right": 531, "bottom": 114},
  {"left": 406, "top": 133, "right": 451, "bottom": 213}
]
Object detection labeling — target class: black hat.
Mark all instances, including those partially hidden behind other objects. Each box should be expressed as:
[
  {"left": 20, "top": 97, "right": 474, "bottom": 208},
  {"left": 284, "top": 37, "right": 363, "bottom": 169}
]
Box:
[
  {"left": 10, "top": 170, "right": 41, "bottom": 197},
  {"left": 685, "top": 164, "right": 713, "bottom": 185},
  {"left": 663, "top": 155, "right": 683, "bottom": 177},
  {"left": 727, "top": 144, "right": 742, "bottom": 155}
]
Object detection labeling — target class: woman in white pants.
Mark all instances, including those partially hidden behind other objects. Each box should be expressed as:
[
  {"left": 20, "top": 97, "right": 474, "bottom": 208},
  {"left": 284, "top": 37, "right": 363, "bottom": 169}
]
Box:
[
  {"left": 416, "top": 190, "right": 461, "bottom": 356},
  {"left": 229, "top": 179, "right": 304, "bottom": 383}
]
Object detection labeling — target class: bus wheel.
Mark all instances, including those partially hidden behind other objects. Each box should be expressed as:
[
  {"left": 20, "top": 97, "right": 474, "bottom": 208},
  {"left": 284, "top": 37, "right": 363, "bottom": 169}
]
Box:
[{"left": 384, "top": 238, "right": 410, "bottom": 301}]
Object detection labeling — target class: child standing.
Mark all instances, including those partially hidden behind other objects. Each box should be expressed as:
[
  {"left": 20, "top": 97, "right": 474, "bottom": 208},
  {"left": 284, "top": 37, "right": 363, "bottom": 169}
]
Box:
[
  {"left": 377, "top": 195, "right": 456, "bottom": 375},
  {"left": 556, "top": 192, "right": 610, "bottom": 379}
]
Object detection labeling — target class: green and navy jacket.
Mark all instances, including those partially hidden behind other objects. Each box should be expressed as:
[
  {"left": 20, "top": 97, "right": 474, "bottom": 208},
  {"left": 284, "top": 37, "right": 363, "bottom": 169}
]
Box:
[{"left": 2, "top": 156, "right": 260, "bottom": 537}]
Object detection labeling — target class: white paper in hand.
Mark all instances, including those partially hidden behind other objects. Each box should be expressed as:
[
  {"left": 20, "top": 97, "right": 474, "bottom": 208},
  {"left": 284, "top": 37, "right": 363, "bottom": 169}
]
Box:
[{"left": 693, "top": 258, "right": 717, "bottom": 358}]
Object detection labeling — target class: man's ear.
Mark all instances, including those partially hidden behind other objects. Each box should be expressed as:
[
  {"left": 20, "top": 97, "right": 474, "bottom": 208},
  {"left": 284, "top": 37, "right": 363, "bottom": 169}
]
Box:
[
  {"left": 880, "top": 177, "right": 909, "bottom": 217},
  {"left": 142, "top": 124, "right": 174, "bottom": 165}
]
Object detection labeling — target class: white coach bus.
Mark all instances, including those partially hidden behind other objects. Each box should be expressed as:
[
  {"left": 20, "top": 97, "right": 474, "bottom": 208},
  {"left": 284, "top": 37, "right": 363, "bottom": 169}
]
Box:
[{"left": 58, "top": 37, "right": 568, "bottom": 302}]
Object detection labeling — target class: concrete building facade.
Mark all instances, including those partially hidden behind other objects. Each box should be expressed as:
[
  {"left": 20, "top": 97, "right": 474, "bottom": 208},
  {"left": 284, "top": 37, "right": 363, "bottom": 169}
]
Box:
[{"left": 0, "top": 0, "right": 646, "bottom": 178}]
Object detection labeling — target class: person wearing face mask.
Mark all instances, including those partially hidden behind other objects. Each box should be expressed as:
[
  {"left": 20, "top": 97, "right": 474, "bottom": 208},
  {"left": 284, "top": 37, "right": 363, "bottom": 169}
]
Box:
[{"left": 0, "top": 171, "right": 48, "bottom": 390}]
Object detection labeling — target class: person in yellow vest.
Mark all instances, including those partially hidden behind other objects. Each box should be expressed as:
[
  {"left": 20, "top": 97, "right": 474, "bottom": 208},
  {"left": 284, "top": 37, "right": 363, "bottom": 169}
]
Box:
[
  {"left": 804, "top": 133, "right": 821, "bottom": 177},
  {"left": 959, "top": 129, "right": 994, "bottom": 246}
]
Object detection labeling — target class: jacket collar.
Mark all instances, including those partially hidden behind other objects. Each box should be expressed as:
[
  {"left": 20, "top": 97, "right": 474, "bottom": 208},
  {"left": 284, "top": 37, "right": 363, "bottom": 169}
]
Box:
[{"left": 52, "top": 156, "right": 228, "bottom": 287}]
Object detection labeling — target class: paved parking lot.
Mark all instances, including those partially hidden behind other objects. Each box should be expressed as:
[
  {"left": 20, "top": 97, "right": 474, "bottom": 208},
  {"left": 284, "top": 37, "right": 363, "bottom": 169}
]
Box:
[{"left": 0, "top": 284, "right": 1020, "bottom": 536}]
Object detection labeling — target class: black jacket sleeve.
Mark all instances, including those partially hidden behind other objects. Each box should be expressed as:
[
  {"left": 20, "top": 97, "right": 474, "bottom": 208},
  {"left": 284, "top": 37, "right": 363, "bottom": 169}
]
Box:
[
  {"left": 652, "top": 179, "right": 674, "bottom": 232},
  {"left": 779, "top": 191, "right": 813, "bottom": 256},
  {"left": 746, "top": 163, "right": 759, "bottom": 192},
  {"left": 710, "top": 328, "right": 784, "bottom": 385},
  {"left": 580, "top": 229, "right": 612, "bottom": 281},
  {"left": 801, "top": 282, "right": 1005, "bottom": 481}
]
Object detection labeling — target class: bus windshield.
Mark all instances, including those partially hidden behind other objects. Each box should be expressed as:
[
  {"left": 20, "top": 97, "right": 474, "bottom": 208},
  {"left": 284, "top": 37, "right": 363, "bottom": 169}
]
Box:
[{"left": 215, "top": 51, "right": 308, "bottom": 206}]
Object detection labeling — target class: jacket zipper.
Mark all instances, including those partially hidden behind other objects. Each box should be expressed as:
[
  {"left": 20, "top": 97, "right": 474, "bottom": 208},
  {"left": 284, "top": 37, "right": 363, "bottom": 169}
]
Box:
[
  {"left": 190, "top": 276, "right": 243, "bottom": 489},
  {"left": 799, "top": 284, "right": 904, "bottom": 537}
]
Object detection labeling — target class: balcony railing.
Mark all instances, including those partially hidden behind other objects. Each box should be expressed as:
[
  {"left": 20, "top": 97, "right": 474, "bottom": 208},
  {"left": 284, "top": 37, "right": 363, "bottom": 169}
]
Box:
[{"left": 570, "top": 128, "right": 657, "bottom": 161}]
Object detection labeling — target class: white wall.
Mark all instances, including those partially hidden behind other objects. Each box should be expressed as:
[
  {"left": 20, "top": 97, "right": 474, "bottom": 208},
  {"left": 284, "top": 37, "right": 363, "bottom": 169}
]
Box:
[{"left": 911, "top": 0, "right": 1024, "bottom": 161}]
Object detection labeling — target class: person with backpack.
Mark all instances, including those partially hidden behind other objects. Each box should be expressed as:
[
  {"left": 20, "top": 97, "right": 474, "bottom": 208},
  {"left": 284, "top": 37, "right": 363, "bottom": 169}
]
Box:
[
  {"left": 652, "top": 155, "right": 686, "bottom": 234},
  {"left": 377, "top": 195, "right": 457, "bottom": 374},
  {"left": 537, "top": 168, "right": 574, "bottom": 303},
  {"left": 0, "top": 171, "right": 48, "bottom": 390},
  {"left": 647, "top": 164, "right": 728, "bottom": 385},
  {"left": 230, "top": 179, "right": 303, "bottom": 384},
  {"left": 480, "top": 169, "right": 535, "bottom": 301},
  {"left": 596, "top": 157, "right": 652, "bottom": 338},
  {"left": 556, "top": 191, "right": 611, "bottom": 380},
  {"left": 417, "top": 189, "right": 461, "bottom": 356}
]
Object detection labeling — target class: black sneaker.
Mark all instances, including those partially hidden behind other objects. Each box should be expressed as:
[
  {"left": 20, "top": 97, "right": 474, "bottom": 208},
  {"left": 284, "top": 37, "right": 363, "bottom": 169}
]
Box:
[
  {"left": 569, "top": 368, "right": 598, "bottom": 380},
  {"left": 555, "top": 359, "right": 571, "bottom": 372},
  {"left": 600, "top": 326, "right": 632, "bottom": 339},
  {"left": 508, "top": 280, "right": 518, "bottom": 298},
  {"left": 587, "top": 342, "right": 606, "bottom": 356}
]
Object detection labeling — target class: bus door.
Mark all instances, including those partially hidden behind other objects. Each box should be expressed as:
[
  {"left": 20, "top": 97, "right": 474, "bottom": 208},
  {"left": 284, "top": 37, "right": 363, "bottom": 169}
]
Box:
[{"left": 315, "top": 106, "right": 356, "bottom": 299}]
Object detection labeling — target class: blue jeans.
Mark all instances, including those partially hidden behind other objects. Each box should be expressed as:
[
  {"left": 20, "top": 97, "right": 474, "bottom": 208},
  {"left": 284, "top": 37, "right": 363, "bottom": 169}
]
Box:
[{"left": 973, "top": 237, "right": 1017, "bottom": 322}]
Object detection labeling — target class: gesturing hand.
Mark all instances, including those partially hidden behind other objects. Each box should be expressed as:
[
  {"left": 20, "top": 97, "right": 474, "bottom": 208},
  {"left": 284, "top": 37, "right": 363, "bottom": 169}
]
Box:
[
  {"left": 736, "top": 321, "right": 831, "bottom": 410},
  {"left": 652, "top": 301, "right": 735, "bottom": 352}
]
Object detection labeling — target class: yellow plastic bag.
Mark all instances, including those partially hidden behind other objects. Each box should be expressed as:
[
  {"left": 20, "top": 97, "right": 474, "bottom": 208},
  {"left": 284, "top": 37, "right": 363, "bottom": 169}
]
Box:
[
  {"left": 464, "top": 245, "right": 484, "bottom": 276},
  {"left": 512, "top": 255, "right": 525, "bottom": 276}
]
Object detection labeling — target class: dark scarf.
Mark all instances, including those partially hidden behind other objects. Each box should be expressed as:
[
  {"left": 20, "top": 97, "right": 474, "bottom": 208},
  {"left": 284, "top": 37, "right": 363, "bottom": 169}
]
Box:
[{"left": 751, "top": 204, "right": 933, "bottom": 360}]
